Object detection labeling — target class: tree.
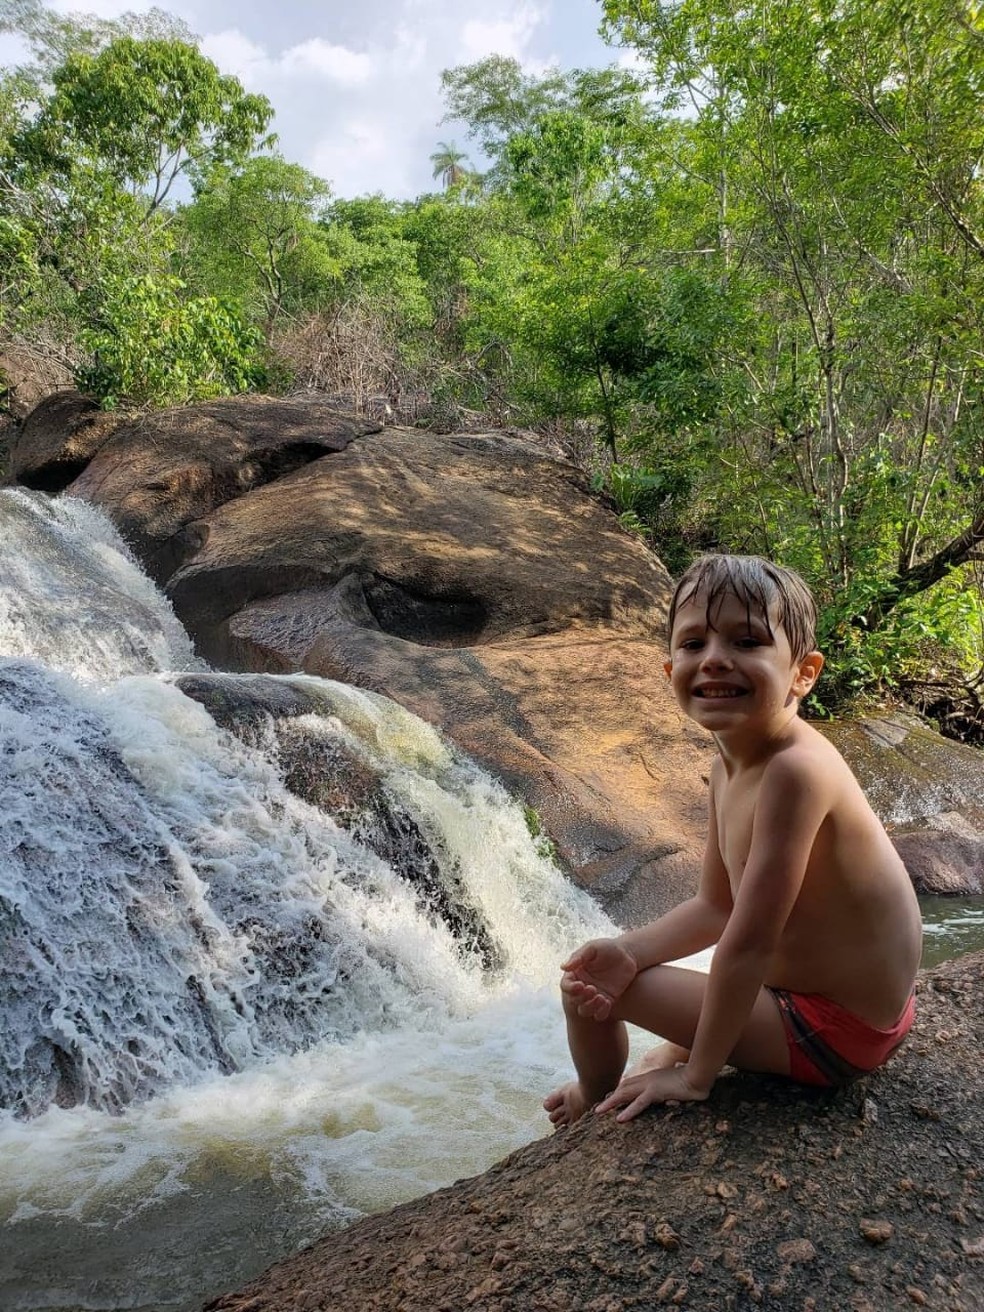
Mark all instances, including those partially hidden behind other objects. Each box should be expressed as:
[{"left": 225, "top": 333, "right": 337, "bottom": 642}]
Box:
[
  {"left": 429, "top": 140, "right": 471, "bottom": 191},
  {"left": 14, "top": 36, "right": 273, "bottom": 210},
  {"left": 0, "top": 28, "right": 273, "bottom": 408},
  {"left": 439, "top": 63, "right": 731, "bottom": 460},
  {"left": 180, "top": 155, "right": 334, "bottom": 334},
  {"left": 76, "top": 271, "right": 262, "bottom": 408},
  {"left": 602, "top": 0, "right": 984, "bottom": 701}
]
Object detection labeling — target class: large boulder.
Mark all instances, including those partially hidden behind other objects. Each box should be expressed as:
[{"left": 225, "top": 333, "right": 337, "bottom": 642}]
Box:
[
  {"left": 204, "top": 951, "right": 984, "bottom": 1312},
  {"left": 66, "top": 395, "right": 380, "bottom": 581},
  {"left": 6, "top": 389, "right": 123, "bottom": 492},
  {"left": 49, "top": 403, "right": 712, "bottom": 920}
]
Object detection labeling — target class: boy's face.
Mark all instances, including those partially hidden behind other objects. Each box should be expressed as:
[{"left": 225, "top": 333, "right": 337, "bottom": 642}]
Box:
[{"left": 664, "top": 588, "right": 823, "bottom": 731}]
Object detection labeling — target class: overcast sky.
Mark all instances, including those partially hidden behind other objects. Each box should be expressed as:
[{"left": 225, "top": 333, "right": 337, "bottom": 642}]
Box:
[{"left": 0, "top": 0, "right": 633, "bottom": 199}]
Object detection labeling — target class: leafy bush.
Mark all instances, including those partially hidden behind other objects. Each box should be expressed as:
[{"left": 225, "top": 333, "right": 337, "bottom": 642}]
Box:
[{"left": 76, "top": 273, "right": 263, "bottom": 408}]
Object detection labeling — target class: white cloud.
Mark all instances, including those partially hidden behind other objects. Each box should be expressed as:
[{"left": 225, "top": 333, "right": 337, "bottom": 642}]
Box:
[
  {"left": 201, "top": 31, "right": 372, "bottom": 88},
  {"left": 457, "top": 5, "right": 545, "bottom": 63},
  {"left": 282, "top": 39, "right": 374, "bottom": 86},
  {"left": 199, "top": 29, "right": 269, "bottom": 83}
]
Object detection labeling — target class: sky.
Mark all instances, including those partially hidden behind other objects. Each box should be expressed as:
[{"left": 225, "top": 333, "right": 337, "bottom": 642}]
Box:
[{"left": 0, "top": 0, "right": 634, "bottom": 199}]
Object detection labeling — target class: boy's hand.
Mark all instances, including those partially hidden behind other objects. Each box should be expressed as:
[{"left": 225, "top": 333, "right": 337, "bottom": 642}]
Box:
[
  {"left": 560, "top": 939, "right": 637, "bottom": 1020},
  {"left": 594, "top": 1065, "right": 712, "bottom": 1122}
]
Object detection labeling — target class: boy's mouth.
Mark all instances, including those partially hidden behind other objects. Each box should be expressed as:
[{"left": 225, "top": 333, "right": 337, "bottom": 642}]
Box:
[{"left": 693, "top": 686, "right": 746, "bottom": 699}]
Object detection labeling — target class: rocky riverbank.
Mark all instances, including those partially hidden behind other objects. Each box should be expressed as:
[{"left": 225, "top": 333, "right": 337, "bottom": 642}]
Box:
[{"left": 205, "top": 951, "right": 983, "bottom": 1312}]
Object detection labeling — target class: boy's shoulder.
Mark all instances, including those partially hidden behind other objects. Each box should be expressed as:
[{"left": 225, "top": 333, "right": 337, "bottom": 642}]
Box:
[{"left": 760, "top": 722, "right": 845, "bottom": 791}]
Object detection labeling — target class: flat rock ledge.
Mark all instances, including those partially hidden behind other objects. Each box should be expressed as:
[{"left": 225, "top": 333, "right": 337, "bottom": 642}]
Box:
[{"left": 205, "top": 953, "right": 983, "bottom": 1312}]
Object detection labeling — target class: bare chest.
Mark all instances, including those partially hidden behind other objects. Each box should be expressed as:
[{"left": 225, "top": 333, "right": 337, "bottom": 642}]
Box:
[{"left": 715, "top": 775, "right": 762, "bottom": 881}]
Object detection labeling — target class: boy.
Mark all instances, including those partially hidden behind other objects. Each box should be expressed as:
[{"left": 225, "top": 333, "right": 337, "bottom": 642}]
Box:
[{"left": 544, "top": 554, "right": 922, "bottom": 1125}]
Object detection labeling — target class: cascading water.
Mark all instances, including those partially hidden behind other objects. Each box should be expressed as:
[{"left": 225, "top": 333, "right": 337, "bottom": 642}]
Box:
[{"left": 0, "top": 489, "right": 616, "bottom": 1311}]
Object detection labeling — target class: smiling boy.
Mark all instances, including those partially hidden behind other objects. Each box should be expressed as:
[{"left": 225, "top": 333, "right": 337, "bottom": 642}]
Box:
[{"left": 544, "top": 554, "right": 922, "bottom": 1125}]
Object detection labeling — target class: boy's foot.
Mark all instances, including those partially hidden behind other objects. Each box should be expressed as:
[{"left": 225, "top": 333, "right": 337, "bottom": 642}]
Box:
[
  {"left": 542, "top": 1081, "right": 592, "bottom": 1126},
  {"left": 625, "top": 1042, "right": 689, "bottom": 1078}
]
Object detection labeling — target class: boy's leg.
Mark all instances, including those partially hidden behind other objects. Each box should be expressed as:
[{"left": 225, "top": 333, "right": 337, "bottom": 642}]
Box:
[
  {"left": 614, "top": 964, "right": 790, "bottom": 1074},
  {"left": 544, "top": 964, "right": 789, "bottom": 1126},
  {"left": 542, "top": 987, "right": 632, "bottom": 1125},
  {"left": 626, "top": 1041, "right": 690, "bottom": 1077}
]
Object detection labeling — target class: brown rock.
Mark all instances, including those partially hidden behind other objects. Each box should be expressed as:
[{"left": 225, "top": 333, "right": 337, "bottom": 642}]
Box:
[
  {"left": 859, "top": 1219, "right": 894, "bottom": 1245},
  {"left": 822, "top": 716, "right": 984, "bottom": 893},
  {"left": 201, "top": 953, "right": 984, "bottom": 1312},
  {"left": 63, "top": 411, "right": 708, "bottom": 917},
  {"left": 654, "top": 1221, "right": 681, "bottom": 1250},
  {"left": 11, "top": 392, "right": 983, "bottom": 903},
  {"left": 8, "top": 389, "right": 123, "bottom": 491},
  {"left": 66, "top": 395, "right": 379, "bottom": 580},
  {"left": 776, "top": 1239, "right": 816, "bottom": 1263}
]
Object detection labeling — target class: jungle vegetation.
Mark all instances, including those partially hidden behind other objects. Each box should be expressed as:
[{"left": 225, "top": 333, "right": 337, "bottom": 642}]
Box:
[{"left": 1, "top": 0, "right": 982, "bottom": 730}]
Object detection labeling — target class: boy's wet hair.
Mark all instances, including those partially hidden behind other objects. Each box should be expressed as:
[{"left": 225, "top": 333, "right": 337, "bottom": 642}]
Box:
[{"left": 667, "top": 554, "right": 817, "bottom": 661}]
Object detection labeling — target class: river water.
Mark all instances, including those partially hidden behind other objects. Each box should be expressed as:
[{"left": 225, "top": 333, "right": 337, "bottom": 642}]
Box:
[{"left": 0, "top": 488, "right": 980, "bottom": 1312}]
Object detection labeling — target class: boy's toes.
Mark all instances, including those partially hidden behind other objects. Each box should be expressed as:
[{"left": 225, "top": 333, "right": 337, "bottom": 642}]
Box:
[{"left": 543, "top": 1081, "right": 588, "bottom": 1126}]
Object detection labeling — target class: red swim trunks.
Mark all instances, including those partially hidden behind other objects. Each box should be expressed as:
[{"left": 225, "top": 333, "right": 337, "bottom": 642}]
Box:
[{"left": 768, "top": 988, "right": 915, "bottom": 1087}]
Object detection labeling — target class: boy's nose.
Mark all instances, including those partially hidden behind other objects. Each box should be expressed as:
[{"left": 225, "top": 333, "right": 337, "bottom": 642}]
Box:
[{"left": 700, "top": 642, "right": 733, "bottom": 670}]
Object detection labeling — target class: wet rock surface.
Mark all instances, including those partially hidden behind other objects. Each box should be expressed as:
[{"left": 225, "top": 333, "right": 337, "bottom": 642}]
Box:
[
  {"left": 204, "top": 951, "right": 984, "bottom": 1312},
  {"left": 175, "top": 672, "right": 503, "bottom": 971}
]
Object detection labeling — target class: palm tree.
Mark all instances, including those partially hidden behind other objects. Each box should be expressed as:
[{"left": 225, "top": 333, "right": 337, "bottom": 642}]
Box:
[{"left": 429, "top": 140, "right": 471, "bottom": 190}]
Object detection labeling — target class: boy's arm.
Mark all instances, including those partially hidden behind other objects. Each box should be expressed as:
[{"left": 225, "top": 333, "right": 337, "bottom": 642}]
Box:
[
  {"left": 597, "top": 748, "right": 832, "bottom": 1118},
  {"left": 562, "top": 768, "right": 732, "bottom": 1018},
  {"left": 683, "top": 750, "right": 831, "bottom": 1092}
]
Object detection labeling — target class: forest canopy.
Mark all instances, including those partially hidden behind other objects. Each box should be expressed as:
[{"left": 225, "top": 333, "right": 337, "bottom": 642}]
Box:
[{"left": 0, "top": 0, "right": 982, "bottom": 728}]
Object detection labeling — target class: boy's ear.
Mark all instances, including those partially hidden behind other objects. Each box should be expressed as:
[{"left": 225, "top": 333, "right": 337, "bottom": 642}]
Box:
[
  {"left": 793, "top": 650, "right": 824, "bottom": 697},
  {"left": 663, "top": 659, "right": 673, "bottom": 680}
]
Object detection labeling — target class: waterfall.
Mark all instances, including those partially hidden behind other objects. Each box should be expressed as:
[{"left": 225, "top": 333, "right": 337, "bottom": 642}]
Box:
[{"left": 0, "top": 488, "right": 613, "bottom": 1311}]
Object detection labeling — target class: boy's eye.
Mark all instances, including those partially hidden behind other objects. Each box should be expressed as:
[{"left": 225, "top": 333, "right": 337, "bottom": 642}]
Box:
[
  {"left": 736, "top": 636, "right": 763, "bottom": 649},
  {"left": 679, "top": 639, "right": 704, "bottom": 651}
]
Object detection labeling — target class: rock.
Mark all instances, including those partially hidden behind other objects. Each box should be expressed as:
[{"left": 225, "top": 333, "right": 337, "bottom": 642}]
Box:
[
  {"left": 7, "top": 389, "right": 123, "bottom": 492},
  {"left": 174, "top": 672, "right": 504, "bottom": 970},
  {"left": 822, "top": 716, "right": 984, "bottom": 894},
  {"left": 892, "top": 831, "right": 984, "bottom": 896},
  {"left": 58, "top": 406, "right": 709, "bottom": 919},
  {"left": 203, "top": 952, "right": 984, "bottom": 1312},
  {"left": 66, "top": 395, "right": 380, "bottom": 581},
  {"left": 10, "top": 394, "right": 984, "bottom": 904},
  {"left": 859, "top": 1218, "right": 894, "bottom": 1244},
  {"left": 776, "top": 1239, "right": 816, "bottom": 1263}
]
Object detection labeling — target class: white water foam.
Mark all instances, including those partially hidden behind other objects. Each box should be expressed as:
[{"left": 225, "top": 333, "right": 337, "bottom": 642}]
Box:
[
  {"left": 0, "top": 489, "right": 201, "bottom": 682},
  {"left": 0, "top": 488, "right": 632, "bottom": 1309}
]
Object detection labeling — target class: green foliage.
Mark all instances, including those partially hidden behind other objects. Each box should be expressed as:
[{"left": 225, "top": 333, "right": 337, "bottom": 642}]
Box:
[
  {"left": 522, "top": 805, "right": 559, "bottom": 864},
  {"left": 429, "top": 140, "right": 472, "bottom": 191},
  {"left": 597, "top": 0, "right": 984, "bottom": 703},
  {"left": 323, "top": 196, "right": 430, "bottom": 327},
  {"left": 179, "top": 154, "right": 334, "bottom": 331},
  {"left": 1, "top": 8, "right": 982, "bottom": 716},
  {"left": 76, "top": 272, "right": 262, "bottom": 408},
  {"left": 14, "top": 36, "right": 273, "bottom": 208}
]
